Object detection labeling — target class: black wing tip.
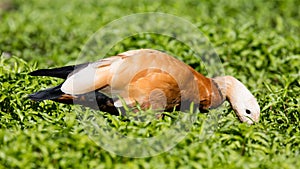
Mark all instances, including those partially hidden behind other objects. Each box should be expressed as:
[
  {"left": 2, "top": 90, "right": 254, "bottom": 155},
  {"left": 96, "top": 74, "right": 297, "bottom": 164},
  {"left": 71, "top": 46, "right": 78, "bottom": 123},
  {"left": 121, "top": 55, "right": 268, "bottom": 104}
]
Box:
[
  {"left": 28, "top": 63, "right": 90, "bottom": 79},
  {"left": 28, "top": 69, "right": 44, "bottom": 76},
  {"left": 27, "top": 93, "right": 44, "bottom": 101},
  {"left": 28, "top": 68, "right": 69, "bottom": 79}
]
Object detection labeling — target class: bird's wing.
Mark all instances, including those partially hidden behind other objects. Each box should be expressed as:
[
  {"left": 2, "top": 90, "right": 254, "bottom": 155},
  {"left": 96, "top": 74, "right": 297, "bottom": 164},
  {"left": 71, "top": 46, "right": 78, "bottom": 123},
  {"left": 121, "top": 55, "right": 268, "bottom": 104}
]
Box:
[{"left": 61, "top": 56, "right": 124, "bottom": 95}]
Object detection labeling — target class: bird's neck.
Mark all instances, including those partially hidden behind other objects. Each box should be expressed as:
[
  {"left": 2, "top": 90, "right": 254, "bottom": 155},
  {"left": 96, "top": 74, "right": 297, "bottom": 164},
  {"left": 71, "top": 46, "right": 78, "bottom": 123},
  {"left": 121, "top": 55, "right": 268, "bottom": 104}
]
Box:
[
  {"left": 210, "top": 76, "right": 248, "bottom": 108},
  {"left": 209, "top": 77, "right": 227, "bottom": 108},
  {"left": 188, "top": 68, "right": 237, "bottom": 109}
]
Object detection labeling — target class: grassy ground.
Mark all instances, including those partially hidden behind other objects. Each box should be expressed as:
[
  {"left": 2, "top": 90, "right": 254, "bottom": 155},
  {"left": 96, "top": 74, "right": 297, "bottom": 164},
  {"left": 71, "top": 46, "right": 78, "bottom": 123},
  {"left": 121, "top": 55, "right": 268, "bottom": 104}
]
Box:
[{"left": 0, "top": 0, "right": 299, "bottom": 168}]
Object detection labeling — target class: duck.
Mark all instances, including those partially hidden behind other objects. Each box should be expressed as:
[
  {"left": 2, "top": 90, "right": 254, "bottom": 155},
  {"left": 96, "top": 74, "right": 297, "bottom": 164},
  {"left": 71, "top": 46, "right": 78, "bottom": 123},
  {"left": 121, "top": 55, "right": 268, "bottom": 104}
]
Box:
[{"left": 28, "top": 49, "right": 260, "bottom": 124}]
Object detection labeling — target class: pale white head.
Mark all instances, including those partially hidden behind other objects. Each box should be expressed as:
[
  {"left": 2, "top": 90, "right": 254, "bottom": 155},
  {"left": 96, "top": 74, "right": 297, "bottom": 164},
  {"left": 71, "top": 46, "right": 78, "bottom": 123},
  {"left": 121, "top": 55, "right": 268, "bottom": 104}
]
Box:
[
  {"left": 229, "top": 90, "right": 260, "bottom": 124},
  {"left": 213, "top": 76, "right": 260, "bottom": 124}
]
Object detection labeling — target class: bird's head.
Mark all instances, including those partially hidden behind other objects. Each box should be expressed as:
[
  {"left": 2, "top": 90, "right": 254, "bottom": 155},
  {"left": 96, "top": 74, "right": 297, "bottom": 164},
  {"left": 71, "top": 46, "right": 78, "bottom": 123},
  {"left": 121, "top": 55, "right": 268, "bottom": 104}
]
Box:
[
  {"left": 229, "top": 89, "right": 260, "bottom": 124},
  {"left": 213, "top": 76, "right": 260, "bottom": 124}
]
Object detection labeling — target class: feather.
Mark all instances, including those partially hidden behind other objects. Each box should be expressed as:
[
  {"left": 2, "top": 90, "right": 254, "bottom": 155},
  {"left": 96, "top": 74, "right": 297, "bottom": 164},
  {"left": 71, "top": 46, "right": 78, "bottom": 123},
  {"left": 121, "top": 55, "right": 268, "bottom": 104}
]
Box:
[{"left": 29, "top": 63, "right": 89, "bottom": 79}]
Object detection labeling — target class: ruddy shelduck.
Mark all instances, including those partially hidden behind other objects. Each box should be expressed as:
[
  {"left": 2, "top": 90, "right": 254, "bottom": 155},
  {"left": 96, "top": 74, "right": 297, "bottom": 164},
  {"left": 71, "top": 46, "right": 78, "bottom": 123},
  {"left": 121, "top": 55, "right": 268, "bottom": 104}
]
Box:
[{"left": 29, "top": 49, "right": 260, "bottom": 124}]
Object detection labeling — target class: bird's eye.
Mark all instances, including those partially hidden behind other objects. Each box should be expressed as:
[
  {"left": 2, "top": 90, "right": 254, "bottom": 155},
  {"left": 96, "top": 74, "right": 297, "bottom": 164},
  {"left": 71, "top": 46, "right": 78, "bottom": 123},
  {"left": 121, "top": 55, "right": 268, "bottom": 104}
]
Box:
[{"left": 245, "top": 109, "right": 251, "bottom": 114}]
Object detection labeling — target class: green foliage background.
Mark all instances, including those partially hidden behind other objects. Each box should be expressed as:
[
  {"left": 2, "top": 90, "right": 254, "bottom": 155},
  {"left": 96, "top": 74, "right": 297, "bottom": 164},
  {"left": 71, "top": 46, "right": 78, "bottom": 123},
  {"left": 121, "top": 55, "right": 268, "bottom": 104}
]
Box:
[{"left": 0, "top": 0, "right": 299, "bottom": 168}]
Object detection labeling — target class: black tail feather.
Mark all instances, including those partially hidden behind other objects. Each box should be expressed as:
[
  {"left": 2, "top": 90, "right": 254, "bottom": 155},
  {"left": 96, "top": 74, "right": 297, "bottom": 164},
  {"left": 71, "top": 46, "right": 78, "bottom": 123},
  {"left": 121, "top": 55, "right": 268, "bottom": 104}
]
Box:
[
  {"left": 28, "top": 84, "right": 119, "bottom": 115},
  {"left": 28, "top": 84, "right": 64, "bottom": 101},
  {"left": 29, "top": 63, "right": 89, "bottom": 79}
]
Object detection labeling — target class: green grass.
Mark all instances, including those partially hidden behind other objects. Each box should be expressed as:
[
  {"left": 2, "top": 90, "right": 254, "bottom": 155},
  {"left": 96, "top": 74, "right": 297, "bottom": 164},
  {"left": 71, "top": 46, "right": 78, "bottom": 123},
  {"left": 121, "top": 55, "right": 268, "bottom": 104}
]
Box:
[{"left": 1, "top": 0, "right": 299, "bottom": 168}]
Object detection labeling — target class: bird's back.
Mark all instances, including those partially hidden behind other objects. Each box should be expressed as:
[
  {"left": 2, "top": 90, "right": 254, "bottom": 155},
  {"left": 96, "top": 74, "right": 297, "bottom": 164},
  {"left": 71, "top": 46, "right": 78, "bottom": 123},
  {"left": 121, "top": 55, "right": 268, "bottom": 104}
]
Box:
[{"left": 94, "top": 49, "right": 213, "bottom": 110}]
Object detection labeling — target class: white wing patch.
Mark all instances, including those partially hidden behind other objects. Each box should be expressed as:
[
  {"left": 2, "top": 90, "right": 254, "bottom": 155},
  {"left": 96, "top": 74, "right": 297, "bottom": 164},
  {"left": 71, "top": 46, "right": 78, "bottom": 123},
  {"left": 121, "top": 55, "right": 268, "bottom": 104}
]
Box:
[{"left": 61, "top": 58, "right": 122, "bottom": 95}]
